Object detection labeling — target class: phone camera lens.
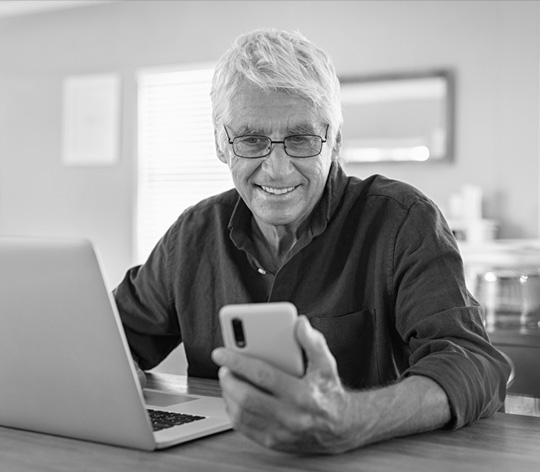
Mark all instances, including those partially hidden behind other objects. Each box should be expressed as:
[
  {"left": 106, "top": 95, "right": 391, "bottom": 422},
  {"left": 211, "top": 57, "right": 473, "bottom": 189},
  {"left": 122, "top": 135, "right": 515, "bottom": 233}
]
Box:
[{"left": 232, "top": 318, "right": 246, "bottom": 348}]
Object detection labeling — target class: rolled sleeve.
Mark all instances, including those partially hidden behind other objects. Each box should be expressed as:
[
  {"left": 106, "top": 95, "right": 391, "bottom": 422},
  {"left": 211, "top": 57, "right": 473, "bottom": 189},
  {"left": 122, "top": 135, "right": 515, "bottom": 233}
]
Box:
[
  {"left": 393, "top": 200, "right": 510, "bottom": 428},
  {"left": 114, "top": 227, "right": 181, "bottom": 370},
  {"left": 402, "top": 307, "right": 510, "bottom": 428}
]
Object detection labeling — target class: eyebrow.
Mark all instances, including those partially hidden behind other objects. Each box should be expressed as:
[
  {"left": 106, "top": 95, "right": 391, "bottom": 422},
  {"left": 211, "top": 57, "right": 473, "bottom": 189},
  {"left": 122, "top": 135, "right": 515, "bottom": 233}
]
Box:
[
  {"left": 233, "top": 125, "right": 263, "bottom": 136},
  {"left": 232, "top": 124, "right": 320, "bottom": 136}
]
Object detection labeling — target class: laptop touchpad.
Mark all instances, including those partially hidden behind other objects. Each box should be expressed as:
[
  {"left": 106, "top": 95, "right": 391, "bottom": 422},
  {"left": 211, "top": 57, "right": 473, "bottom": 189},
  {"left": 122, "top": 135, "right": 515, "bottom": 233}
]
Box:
[{"left": 143, "top": 389, "right": 197, "bottom": 408}]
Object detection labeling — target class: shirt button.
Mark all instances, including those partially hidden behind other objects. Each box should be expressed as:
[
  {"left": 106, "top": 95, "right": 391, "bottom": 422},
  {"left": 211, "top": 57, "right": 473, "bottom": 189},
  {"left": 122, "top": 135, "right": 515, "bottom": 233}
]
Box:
[{"left": 257, "top": 268, "right": 267, "bottom": 275}]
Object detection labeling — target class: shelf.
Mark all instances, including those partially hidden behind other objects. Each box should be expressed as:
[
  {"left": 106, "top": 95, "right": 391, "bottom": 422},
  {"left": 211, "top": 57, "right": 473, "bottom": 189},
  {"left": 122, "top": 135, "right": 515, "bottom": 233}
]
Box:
[
  {"left": 459, "top": 239, "right": 540, "bottom": 270},
  {"left": 488, "top": 327, "right": 540, "bottom": 348}
]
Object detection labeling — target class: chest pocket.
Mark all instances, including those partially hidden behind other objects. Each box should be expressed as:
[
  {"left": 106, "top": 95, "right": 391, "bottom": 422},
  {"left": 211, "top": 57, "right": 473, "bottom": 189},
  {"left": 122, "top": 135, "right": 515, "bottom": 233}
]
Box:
[{"left": 308, "top": 309, "right": 377, "bottom": 389}]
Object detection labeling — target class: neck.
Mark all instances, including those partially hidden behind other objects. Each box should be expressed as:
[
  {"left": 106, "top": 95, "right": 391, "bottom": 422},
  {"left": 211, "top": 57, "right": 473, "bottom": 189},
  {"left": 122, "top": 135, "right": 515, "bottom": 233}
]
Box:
[{"left": 251, "top": 217, "right": 305, "bottom": 272}]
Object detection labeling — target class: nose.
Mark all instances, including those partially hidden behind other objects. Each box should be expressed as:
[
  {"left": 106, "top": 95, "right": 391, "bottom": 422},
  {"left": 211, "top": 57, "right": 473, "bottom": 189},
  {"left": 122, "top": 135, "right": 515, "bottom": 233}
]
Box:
[{"left": 261, "top": 143, "right": 294, "bottom": 178}]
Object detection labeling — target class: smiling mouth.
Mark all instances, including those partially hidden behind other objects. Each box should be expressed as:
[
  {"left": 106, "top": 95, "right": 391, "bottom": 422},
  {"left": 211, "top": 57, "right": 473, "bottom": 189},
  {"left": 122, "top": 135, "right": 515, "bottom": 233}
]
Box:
[{"left": 259, "top": 185, "right": 297, "bottom": 195}]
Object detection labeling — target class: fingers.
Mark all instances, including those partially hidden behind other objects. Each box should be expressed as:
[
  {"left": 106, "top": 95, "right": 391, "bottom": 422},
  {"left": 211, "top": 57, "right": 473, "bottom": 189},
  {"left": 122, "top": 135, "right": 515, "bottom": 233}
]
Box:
[
  {"left": 295, "top": 316, "right": 338, "bottom": 376},
  {"left": 218, "top": 364, "right": 352, "bottom": 454},
  {"left": 212, "top": 348, "right": 301, "bottom": 397},
  {"left": 212, "top": 325, "right": 351, "bottom": 454},
  {"left": 217, "top": 366, "right": 315, "bottom": 451},
  {"left": 212, "top": 316, "right": 341, "bottom": 400},
  {"left": 218, "top": 366, "right": 281, "bottom": 420}
]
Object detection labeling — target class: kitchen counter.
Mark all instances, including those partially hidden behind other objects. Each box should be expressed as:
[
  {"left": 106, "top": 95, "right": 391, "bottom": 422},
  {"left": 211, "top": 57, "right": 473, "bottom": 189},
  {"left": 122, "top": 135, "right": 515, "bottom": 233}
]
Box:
[
  {"left": 457, "top": 240, "right": 540, "bottom": 398},
  {"left": 488, "top": 326, "right": 540, "bottom": 398}
]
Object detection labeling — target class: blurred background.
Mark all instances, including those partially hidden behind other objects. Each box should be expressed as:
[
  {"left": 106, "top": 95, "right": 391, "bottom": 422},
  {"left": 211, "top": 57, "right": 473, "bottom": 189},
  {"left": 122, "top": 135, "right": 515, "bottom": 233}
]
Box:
[
  {"left": 0, "top": 0, "right": 538, "bottom": 285},
  {"left": 1, "top": 1, "right": 539, "bottom": 382}
]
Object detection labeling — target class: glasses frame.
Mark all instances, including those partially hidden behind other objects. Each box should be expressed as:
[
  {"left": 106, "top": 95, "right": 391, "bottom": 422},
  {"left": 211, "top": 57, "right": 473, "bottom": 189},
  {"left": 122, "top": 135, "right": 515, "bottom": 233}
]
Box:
[{"left": 224, "top": 124, "right": 329, "bottom": 159}]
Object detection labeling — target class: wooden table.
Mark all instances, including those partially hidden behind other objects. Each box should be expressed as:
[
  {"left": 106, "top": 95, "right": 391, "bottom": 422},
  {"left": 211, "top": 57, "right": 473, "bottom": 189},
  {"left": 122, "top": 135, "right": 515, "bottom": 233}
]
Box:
[{"left": 1, "top": 373, "right": 540, "bottom": 472}]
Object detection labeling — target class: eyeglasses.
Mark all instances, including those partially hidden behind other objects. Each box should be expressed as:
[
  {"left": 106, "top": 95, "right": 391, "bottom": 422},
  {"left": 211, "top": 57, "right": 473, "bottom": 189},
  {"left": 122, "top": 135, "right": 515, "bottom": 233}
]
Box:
[{"left": 224, "top": 125, "right": 329, "bottom": 159}]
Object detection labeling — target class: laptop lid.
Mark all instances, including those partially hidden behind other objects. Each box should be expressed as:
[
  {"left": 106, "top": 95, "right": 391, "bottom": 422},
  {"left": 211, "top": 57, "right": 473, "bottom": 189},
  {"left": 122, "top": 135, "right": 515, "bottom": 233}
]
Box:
[{"left": 0, "top": 237, "right": 231, "bottom": 450}]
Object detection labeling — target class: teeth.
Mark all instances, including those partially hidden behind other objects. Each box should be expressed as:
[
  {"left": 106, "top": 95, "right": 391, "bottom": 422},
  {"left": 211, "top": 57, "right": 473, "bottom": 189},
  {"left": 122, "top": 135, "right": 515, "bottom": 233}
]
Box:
[{"left": 261, "top": 186, "right": 296, "bottom": 195}]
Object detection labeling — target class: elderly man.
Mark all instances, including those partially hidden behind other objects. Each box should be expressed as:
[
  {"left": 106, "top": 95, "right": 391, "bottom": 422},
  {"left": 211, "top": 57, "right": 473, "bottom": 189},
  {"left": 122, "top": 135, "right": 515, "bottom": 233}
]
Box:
[{"left": 114, "top": 29, "right": 510, "bottom": 454}]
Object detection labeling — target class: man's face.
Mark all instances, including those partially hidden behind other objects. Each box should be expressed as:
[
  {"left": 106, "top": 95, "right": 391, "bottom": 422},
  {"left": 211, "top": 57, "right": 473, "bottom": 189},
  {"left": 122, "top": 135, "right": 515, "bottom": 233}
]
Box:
[{"left": 217, "top": 85, "right": 339, "bottom": 234}]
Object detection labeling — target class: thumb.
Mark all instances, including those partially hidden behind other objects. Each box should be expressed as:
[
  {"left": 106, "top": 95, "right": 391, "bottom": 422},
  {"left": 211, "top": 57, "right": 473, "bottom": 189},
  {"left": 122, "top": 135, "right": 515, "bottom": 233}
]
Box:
[{"left": 296, "top": 315, "right": 338, "bottom": 376}]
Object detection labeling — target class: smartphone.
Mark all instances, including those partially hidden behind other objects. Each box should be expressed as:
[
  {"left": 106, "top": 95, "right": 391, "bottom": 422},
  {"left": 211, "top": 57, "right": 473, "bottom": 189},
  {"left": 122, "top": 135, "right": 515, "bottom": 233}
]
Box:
[{"left": 219, "top": 302, "right": 304, "bottom": 377}]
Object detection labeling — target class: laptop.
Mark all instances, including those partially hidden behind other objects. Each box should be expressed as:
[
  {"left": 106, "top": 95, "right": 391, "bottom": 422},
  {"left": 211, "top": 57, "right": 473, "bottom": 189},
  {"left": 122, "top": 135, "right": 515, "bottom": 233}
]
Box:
[{"left": 0, "top": 237, "right": 232, "bottom": 450}]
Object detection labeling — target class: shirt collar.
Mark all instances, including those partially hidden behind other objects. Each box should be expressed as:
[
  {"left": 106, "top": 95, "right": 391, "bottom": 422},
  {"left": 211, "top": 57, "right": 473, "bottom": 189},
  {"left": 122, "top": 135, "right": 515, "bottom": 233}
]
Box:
[
  {"left": 228, "top": 161, "right": 348, "bottom": 248},
  {"left": 310, "top": 161, "right": 348, "bottom": 236}
]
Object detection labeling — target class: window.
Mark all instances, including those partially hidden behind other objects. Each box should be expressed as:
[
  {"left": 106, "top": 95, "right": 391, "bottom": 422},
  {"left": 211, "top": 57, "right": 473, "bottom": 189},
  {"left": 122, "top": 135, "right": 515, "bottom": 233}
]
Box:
[{"left": 136, "top": 65, "right": 233, "bottom": 264}]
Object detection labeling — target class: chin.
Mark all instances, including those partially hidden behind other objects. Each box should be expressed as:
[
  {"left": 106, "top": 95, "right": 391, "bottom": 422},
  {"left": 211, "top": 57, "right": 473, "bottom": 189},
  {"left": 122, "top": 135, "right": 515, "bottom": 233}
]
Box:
[
  {"left": 257, "top": 213, "right": 302, "bottom": 228},
  {"left": 252, "top": 203, "right": 308, "bottom": 229}
]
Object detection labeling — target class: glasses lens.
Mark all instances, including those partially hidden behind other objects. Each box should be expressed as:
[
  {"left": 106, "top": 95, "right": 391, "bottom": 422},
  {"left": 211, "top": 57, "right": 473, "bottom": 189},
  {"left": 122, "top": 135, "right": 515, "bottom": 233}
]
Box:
[
  {"left": 233, "top": 136, "right": 270, "bottom": 158},
  {"left": 284, "top": 136, "right": 323, "bottom": 158}
]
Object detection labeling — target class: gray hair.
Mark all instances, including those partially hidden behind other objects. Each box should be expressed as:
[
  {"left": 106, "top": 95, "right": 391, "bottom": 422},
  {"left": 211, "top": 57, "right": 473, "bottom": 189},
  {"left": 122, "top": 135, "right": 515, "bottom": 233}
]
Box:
[{"left": 211, "top": 29, "right": 342, "bottom": 148}]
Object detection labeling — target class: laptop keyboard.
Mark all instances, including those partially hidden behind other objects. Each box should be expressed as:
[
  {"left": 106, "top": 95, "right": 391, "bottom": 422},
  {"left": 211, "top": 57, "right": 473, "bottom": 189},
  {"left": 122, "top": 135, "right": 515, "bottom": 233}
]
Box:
[{"left": 147, "top": 409, "right": 206, "bottom": 432}]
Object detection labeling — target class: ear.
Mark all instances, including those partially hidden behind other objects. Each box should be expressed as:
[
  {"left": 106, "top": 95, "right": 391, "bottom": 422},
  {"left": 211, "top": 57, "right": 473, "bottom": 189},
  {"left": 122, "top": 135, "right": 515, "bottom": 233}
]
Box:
[
  {"left": 216, "top": 145, "right": 228, "bottom": 164},
  {"left": 214, "top": 129, "right": 229, "bottom": 164},
  {"left": 330, "top": 129, "right": 342, "bottom": 162}
]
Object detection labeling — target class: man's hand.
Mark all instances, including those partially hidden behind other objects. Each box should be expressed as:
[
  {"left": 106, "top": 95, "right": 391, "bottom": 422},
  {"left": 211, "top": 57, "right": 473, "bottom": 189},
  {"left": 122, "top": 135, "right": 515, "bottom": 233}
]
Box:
[
  {"left": 212, "top": 315, "right": 359, "bottom": 454},
  {"left": 212, "top": 315, "right": 451, "bottom": 454}
]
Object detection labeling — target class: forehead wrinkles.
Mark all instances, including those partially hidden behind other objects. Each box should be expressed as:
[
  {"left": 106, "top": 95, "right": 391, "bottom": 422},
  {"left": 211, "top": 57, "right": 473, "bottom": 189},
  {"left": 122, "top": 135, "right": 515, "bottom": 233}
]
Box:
[
  {"left": 233, "top": 121, "right": 319, "bottom": 136},
  {"left": 226, "top": 86, "right": 320, "bottom": 134}
]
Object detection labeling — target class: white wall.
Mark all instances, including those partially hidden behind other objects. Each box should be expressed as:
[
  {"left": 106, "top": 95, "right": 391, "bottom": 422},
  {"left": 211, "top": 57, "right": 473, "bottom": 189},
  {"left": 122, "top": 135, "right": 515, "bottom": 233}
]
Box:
[{"left": 0, "top": 0, "right": 538, "bottom": 286}]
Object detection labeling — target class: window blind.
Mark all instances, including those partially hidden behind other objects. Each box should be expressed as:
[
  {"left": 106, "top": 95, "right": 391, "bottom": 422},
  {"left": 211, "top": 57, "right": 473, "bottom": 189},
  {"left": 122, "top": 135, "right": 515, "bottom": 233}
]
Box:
[{"left": 136, "top": 66, "right": 234, "bottom": 264}]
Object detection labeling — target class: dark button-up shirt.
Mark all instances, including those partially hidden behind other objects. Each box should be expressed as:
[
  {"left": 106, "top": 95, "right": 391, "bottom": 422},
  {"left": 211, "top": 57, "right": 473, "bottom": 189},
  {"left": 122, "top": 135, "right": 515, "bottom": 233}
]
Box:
[{"left": 114, "top": 163, "right": 509, "bottom": 429}]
